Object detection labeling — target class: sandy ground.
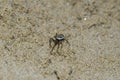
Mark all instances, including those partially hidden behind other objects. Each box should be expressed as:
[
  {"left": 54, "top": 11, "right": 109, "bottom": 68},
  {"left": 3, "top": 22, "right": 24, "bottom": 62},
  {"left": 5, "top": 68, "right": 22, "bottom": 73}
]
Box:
[{"left": 0, "top": 0, "right": 120, "bottom": 80}]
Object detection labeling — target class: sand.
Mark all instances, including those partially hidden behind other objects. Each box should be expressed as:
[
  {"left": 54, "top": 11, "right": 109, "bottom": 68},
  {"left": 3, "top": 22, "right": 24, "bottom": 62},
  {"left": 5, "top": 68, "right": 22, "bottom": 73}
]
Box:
[{"left": 0, "top": 0, "right": 120, "bottom": 80}]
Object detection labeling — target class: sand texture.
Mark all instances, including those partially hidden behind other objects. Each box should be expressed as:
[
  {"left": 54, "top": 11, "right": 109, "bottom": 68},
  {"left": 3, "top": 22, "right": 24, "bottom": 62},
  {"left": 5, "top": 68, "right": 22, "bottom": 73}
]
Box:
[{"left": 0, "top": 0, "right": 120, "bottom": 80}]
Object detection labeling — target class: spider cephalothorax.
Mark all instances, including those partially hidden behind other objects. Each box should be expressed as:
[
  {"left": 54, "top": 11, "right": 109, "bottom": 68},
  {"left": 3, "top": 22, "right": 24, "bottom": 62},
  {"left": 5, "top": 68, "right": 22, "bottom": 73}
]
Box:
[{"left": 49, "top": 33, "right": 70, "bottom": 53}]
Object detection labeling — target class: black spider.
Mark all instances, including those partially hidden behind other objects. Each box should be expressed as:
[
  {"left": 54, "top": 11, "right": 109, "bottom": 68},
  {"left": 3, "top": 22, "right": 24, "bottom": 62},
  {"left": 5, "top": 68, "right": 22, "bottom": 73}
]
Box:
[{"left": 49, "top": 33, "right": 70, "bottom": 53}]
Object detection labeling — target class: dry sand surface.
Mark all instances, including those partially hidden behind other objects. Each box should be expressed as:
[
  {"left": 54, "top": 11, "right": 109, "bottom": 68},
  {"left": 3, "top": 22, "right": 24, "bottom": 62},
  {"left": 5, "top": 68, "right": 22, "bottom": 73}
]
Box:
[{"left": 0, "top": 0, "right": 120, "bottom": 80}]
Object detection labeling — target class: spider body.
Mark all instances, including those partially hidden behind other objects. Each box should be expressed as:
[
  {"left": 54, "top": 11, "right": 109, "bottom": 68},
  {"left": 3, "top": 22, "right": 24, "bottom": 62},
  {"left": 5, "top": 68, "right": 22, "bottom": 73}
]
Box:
[
  {"left": 49, "top": 33, "right": 70, "bottom": 53},
  {"left": 55, "top": 34, "right": 64, "bottom": 40}
]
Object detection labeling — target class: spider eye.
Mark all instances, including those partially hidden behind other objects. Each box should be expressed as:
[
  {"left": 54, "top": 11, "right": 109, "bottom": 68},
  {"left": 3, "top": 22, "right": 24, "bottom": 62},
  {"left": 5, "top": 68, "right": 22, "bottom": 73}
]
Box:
[
  {"left": 59, "top": 35, "right": 64, "bottom": 39},
  {"left": 60, "top": 36, "right": 62, "bottom": 38}
]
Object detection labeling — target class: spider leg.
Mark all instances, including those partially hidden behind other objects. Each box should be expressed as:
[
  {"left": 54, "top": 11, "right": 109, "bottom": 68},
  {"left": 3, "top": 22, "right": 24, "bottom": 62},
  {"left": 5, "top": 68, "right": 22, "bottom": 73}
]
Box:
[
  {"left": 56, "top": 33, "right": 58, "bottom": 36},
  {"left": 57, "top": 43, "right": 60, "bottom": 50},
  {"left": 57, "top": 42, "right": 60, "bottom": 53},
  {"left": 65, "top": 39, "right": 70, "bottom": 46},
  {"left": 50, "top": 43, "right": 57, "bottom": 53},
  {"left": 59, "top": 41, "right": 63, "bottom": 49},
  {"left": 54, "top": 33, "right": 58, "bottom": 38},
  {"left": 49, "top": 38, "right": 55, "bottom": 48}
]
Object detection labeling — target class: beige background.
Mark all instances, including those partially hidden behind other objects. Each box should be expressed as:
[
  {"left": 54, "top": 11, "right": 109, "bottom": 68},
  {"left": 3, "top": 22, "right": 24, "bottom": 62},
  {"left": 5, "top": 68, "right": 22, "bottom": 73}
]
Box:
[{"left": 0, "top": 0, "right": 120, "bottom": 80}]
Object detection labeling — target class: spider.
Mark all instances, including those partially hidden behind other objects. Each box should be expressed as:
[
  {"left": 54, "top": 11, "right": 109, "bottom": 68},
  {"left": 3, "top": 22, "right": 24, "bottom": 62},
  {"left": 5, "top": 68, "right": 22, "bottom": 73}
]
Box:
[{"left": 49, "top": 33, "right": 70, "bottom": 53}]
